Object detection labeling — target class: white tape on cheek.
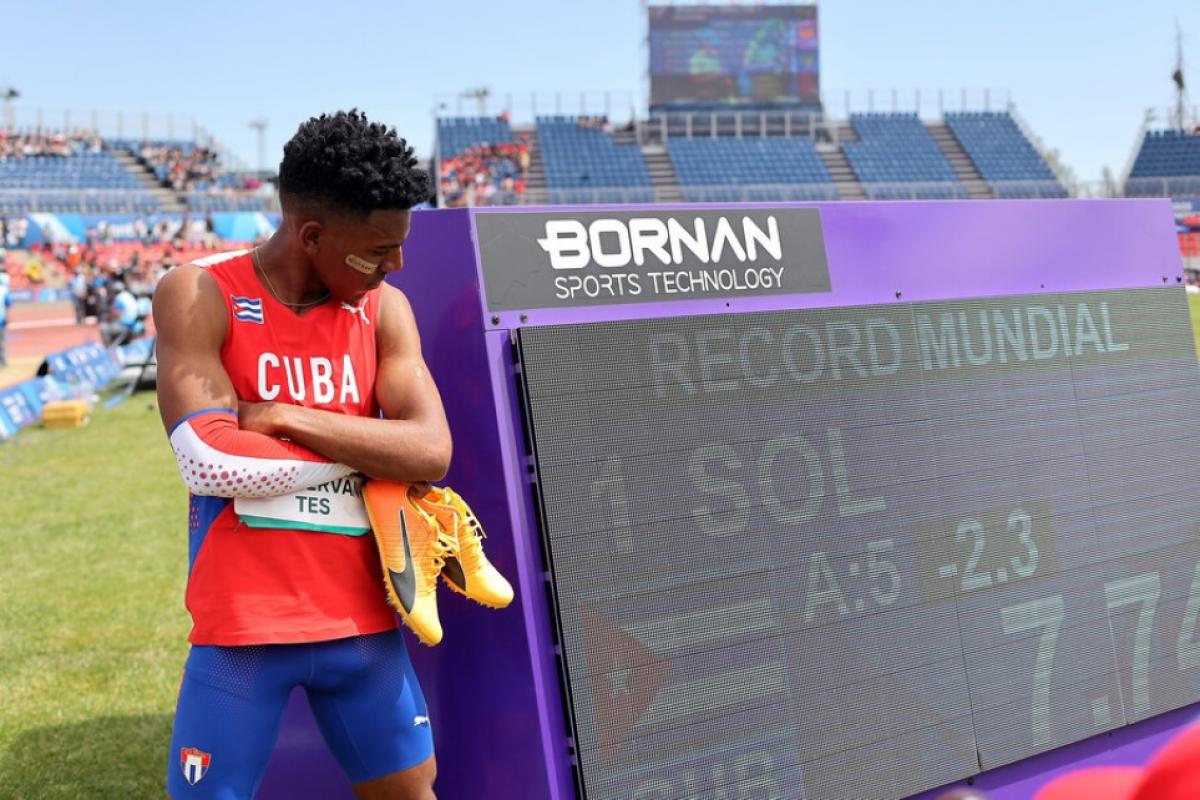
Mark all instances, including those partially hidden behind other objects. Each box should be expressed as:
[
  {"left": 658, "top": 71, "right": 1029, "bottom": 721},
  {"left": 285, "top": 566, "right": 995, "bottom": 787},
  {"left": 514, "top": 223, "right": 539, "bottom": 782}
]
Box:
[{"left": 345, "top": 254, "right": 379, "bottom": 274}]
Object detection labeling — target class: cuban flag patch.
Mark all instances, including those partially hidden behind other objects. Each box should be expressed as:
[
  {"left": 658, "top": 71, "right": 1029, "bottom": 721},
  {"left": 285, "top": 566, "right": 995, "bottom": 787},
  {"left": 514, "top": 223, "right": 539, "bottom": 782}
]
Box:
[
  {"left": 232, "top": 295, "right": 264, "bottom": 324},
  {"left": 180, "top": 747, "right": 212, "bottom": 785}
]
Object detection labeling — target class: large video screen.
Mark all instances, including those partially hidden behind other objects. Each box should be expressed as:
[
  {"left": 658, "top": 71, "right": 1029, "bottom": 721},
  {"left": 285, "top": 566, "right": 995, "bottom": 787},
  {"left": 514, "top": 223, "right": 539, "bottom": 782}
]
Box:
[
  {"left": 519, "top": 287, "right": 1200, "bottom": 799},
  {"left": 649, "top": 4, "right": 819, "bottom": 108}
]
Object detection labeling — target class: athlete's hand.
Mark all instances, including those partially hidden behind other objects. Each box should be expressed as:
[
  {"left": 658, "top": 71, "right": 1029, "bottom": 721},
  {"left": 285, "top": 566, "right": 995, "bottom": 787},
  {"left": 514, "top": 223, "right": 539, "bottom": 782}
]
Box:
[{"left": 238, "top": 400, "right": 283, "bottom": 437}]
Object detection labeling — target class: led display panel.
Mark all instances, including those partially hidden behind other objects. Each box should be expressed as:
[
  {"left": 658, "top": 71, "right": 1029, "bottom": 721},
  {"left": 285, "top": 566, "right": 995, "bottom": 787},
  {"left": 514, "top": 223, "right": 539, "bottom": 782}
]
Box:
[
  {"left": 518, "top": 287, "right": 1200, "bottom": 799},
  {"left": 649, "top": 4, "right": 819, "bottom": 108}
]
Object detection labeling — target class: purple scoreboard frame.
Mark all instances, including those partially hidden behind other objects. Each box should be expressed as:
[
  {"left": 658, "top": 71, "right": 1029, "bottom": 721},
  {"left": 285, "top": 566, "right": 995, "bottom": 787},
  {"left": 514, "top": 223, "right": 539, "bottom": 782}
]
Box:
[{"left": 257, "top": 199, "right": 1194, "bottom": 800}]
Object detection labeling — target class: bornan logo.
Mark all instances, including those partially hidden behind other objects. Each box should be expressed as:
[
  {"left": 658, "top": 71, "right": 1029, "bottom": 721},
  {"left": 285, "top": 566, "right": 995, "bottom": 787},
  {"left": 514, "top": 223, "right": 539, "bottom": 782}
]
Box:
[
  {"left": 180, "top": 747, "right": 212, "bottom": 786},
  {"left": 535, "top": 215, "right": 782, "bottom": 270}
]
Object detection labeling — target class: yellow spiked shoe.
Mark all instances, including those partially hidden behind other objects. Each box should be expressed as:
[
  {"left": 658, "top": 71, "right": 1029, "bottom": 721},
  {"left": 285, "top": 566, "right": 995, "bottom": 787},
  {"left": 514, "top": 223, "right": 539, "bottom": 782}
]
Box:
[
  {"left": 410, "top": 486, "right": 514, "bottom": 609},
  {"left": 362, "top": 480, "right": 458, "bottom": 646}
]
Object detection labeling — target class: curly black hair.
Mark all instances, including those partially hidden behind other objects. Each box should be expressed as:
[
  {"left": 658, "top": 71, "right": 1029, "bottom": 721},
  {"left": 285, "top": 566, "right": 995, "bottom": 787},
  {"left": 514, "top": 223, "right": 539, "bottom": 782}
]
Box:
[{"left": 278, "top": 109, "right": 430, "bottom": 214}]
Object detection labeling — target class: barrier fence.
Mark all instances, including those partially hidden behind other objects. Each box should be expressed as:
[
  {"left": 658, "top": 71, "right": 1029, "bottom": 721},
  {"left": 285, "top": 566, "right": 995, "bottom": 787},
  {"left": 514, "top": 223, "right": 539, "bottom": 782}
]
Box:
[{"left": 0, "top": 338, "right": 153, "bottom": 439}]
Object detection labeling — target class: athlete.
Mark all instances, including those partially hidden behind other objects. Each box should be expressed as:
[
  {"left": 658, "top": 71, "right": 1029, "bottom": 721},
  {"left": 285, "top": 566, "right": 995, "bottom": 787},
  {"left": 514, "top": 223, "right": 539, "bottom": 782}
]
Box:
[{"left": 154, "top": 110, "right": 450, "bottom": 800}]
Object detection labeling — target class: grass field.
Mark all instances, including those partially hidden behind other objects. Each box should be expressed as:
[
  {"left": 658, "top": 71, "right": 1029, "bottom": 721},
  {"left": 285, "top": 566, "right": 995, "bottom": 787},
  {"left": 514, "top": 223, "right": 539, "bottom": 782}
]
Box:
[{"left": 0, "top": 392, "right": 189, "bottom": 798}]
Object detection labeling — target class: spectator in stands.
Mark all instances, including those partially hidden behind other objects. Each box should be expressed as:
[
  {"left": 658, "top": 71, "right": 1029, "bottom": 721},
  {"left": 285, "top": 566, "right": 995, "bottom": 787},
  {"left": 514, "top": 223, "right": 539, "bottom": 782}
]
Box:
[
  {"left": 22, "top": 254, "right": 43, "bottom": 285},
  {"left": 4, "top": 217, "right": 27, "bottom": 249},
  {"left": 438, "top": 141, "right": 528, "bottom": 208},
  {"left": 101, "top": 280, "right": 141, "bottom": 346},
  {"left": 0, "top": 272, "right": 10, "bottom": 368},
  {"left": 69, "top": 268, "right": 87, "bottom": 323},
  {"left": 0, "top": 129, "right": 101, "bottom": 159}
]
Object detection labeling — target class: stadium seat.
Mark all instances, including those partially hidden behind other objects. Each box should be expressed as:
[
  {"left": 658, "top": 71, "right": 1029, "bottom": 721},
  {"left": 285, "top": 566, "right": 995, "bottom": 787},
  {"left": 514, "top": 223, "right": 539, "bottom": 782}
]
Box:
[
  {"left": 536, "top": 116, "right": 652, "bottom": 199},
  {"left": 843, "top": 112, "right": 965, "bottom": 199},
  {"left": 1125, "top": 129, "right": 1200, "bottom": 197},
  {"left": 944, "top": 111, "right": 1066, "bottom": 198},
  {"left": 667, "top": 137, "right": 837, "bottom": 201},
  {"left": 436, "top": 117, "right": 514, "bottom": 161}
]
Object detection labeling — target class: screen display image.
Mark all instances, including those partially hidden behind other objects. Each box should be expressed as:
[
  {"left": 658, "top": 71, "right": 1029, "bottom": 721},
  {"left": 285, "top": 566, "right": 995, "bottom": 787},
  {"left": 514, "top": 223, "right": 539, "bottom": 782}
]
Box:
[
  {"left": 648, "top": 4, "right": 819, "bottom": 107},
  {"left": 518, "top": 287, "right": 1200, "bottom": 799}
]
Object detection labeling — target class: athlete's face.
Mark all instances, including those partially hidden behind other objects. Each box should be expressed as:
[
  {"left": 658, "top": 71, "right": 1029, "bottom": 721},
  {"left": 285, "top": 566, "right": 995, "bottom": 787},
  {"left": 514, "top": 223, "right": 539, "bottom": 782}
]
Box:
[{"left": 306, "top": 208, "right": 411, "bottom": 305}]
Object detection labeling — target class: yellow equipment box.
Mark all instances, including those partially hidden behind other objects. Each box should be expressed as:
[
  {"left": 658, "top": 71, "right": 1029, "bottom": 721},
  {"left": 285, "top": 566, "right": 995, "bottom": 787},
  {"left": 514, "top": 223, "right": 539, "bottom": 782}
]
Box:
[{"left": 41, "top": 399, "right": 90, "bottom": 429}]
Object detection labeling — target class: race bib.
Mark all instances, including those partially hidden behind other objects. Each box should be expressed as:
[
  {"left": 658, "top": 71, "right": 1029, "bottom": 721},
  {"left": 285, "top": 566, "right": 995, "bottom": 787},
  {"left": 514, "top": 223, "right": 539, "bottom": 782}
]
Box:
[{"left": 235, "top": 475, "right": 370, "bottom": 536}]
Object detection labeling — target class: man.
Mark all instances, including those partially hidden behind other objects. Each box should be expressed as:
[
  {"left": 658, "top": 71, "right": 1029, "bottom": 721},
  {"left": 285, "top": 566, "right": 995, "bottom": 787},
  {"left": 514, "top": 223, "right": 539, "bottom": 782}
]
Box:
[
  {"left": 154, "top": 110, "right": 450, "bottom": 800},
  {"left": 69, "top": 268, "right": 87, "bottom": 324},
  {"left": 0, "top": 271, "right": 10, "bottom": 368},
  {"left": 102, "top": 280, "right": 140, "bottom": 346}
]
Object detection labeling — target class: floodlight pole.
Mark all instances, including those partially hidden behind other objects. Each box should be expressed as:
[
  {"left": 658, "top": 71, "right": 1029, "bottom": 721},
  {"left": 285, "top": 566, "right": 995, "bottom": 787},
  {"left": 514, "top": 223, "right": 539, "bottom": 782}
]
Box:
[{"left": 249, "top": 118, "right": 268, "bottom": 173}]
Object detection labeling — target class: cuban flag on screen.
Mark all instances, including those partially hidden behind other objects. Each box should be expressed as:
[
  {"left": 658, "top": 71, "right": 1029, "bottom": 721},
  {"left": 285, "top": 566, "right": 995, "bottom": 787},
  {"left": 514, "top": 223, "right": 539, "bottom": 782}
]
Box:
[{"left": 231, "top": 295, "right": 264, "bottom": 324}]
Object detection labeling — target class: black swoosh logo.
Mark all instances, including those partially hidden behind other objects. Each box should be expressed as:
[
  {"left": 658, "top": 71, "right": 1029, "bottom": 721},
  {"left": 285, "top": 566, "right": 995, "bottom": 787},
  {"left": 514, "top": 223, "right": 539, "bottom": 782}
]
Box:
[
  {"left": 387, "top": 507, "right": 417, "bottom": 614},
  {"left": 441, "top": 555, "right": 466, "bottom": 591}
]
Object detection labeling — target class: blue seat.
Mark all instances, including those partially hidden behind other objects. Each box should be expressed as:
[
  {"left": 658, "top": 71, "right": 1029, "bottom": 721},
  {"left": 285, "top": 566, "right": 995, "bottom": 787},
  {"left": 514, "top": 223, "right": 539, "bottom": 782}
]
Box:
[
  {"left": 536, "top": 116, "right": 652, "bottom": 196},
  {"left": 1124, "top": 129, "right": 1200, "bottom": 196},
  {"left": 843, "top": 113, "right": 964, "bottom": 197},
  {"left": 943, "top": 111, "right": 1064, "bottom": 197},
  {"left": 666, "top": 137, "right": 836, "bottom": 200}
]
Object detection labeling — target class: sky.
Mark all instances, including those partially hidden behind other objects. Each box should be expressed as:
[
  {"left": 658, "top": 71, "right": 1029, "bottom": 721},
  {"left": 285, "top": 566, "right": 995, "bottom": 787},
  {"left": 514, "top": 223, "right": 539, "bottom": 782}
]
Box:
[{"left": 2, "top": 0, "right": 1198, "bottom": 185}]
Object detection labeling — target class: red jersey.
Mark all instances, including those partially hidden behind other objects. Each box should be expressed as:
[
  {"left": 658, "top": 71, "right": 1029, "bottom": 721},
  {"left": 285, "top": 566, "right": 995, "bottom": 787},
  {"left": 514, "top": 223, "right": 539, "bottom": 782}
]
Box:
[{"left": 184, "top": 250, "right": 397, "bottom": 645}]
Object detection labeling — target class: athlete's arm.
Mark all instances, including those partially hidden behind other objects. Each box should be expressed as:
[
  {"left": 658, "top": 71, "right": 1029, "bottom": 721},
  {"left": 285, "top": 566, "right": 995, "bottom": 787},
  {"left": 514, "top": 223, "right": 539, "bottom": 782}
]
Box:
[
  {"left": 237, "top": 284, "right": 452, "bottom": 483},
  {"left": 154, "top": 265, "right": 354, "bottom": 497}
]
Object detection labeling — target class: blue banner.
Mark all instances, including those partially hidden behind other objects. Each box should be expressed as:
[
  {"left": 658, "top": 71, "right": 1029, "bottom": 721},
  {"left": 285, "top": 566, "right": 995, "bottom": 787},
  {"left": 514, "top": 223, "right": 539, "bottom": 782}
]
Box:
[
  {"left": 117, "top": 338, "right": 154, "bottom": 366},
  {"left": 9, "top": 288, "right": 72, "bottom": 304},
  {"left": 210, "top": 212, "right": 278, "bottom": 242},
  {"left": 0, "top": 342, "right": 134, "bottom": 439},
  {"left": 44, "top": 342, "right": 122, "bottom": 387},
  {"left": 0, "top": 380, "right": 43, "bottom": 438}
]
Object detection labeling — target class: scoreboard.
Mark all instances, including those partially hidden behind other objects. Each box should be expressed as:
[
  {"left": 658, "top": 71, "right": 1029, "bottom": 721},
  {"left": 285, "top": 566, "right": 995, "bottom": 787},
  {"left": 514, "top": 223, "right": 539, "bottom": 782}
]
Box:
[
  {"left": 648, "top": 4, "right": 819, "bottom": 108},
  {"left": 518, "top": 287, "right": 1200, "bottom": 798},
  {"left": 259, "top": 200, "right": 1194, "bottom": 800}
]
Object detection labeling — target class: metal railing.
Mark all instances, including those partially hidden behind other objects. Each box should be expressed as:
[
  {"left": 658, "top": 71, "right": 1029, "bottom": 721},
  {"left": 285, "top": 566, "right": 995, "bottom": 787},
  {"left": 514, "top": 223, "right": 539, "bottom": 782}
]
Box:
[
  {"left": 431, "top": 87, "right": 1014, "bottom": 131},
  {"left": 185, "top": 192, "right": 280, "bottom": 214},
  {"left": 449, "top": 179, "right": 1076, "bottom": 207},
  {"left": 821, "top": 87, "right": 1013, "bottom": 119},
  {"left": 987, "top": 180, "right": 1071, "bottom": 199},
  {"left": 637, "top": 110, "right": 827, "bottom": 145},
  {"left": 432, "top": 90, "right": 639, "bottom": 128},
  {"left": 0, "top": 188, "right": 278, "bottom": 215},
  {"left": 0, "top": 188, "right": 163, "bottom": 214},
  {"left": 1121, "top": 177, "right": 1200, "bottom": 198},
  {"left": 0, "top": 105, "right": 248, "bottom": 172}
]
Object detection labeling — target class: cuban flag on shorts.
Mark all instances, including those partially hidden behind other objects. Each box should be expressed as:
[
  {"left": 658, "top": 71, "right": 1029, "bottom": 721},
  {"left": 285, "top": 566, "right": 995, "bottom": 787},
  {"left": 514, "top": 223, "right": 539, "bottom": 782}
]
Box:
[
  {"left": 180, "top": 747, "right": 211, "bottom": 785},
  {"left": 232, "top": 295, "right": 264, "bottom": 324}
]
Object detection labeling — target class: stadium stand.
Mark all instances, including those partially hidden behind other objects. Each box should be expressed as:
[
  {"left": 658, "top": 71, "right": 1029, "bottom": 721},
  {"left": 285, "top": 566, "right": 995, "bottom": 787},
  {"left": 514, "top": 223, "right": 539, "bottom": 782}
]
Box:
[
  {"left": 185, "top": 192, "right": 273, "bottom": 212},
  {"left": 536, "top": 116, "right": 653, "bottom": 204},
  {"left": 433, "top": 106, "right": 1085, "bottom": 206},
  {"left": 0, "top": 130, "right": 162, "bottom": 213},
  {"left": 944, "top": 111, "right": 1067, "bottom": 198},
  {"left": 666, "top": 137, "right": 837, "bottom": 201},
  {"left": 1125, "top": 129, "right": 1200, "bottom": 197},
  {"left": 437, "top": 116, "right": 514, "bottom": 160},
  {"left": 0, "top": 128, "right": 274, "bottom": 215},
  {"left": 435, "top": 117, "right": 532, "bottom": 207},
  {"left": 843, "top": 112, "right": 966, "bottom": 199},
  {"left": 0, "top": 189, "right": 161, "bottom": 214}
]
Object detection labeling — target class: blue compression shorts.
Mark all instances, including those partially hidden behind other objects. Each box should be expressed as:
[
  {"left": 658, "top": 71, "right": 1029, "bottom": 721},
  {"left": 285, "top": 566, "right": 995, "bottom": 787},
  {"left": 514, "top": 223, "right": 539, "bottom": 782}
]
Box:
[{"left": 166, "top": 629, "right": 432, "bottom": 799}]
